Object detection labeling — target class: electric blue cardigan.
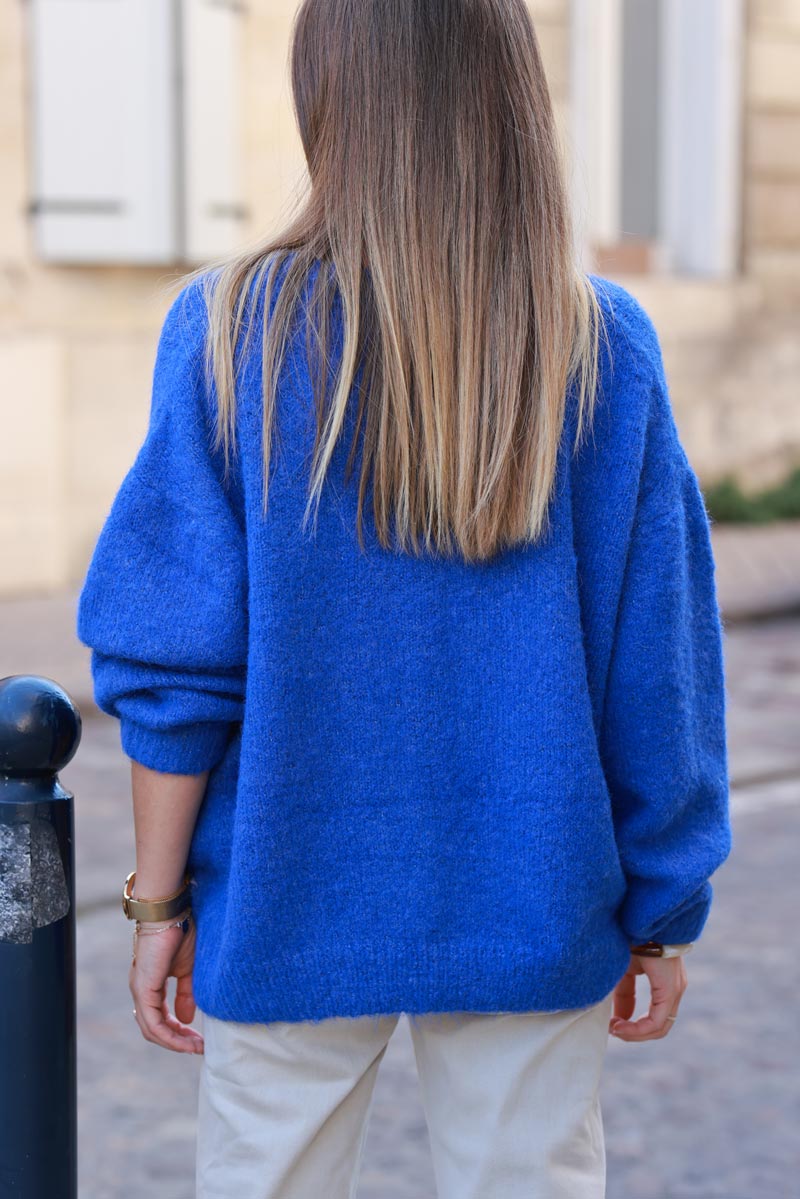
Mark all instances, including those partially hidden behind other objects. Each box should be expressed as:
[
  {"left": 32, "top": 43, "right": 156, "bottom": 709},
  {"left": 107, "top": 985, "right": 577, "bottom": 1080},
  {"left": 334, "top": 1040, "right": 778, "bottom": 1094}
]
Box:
[{"left": 76, "top": 262, "right": 732, "bottom": 1022}]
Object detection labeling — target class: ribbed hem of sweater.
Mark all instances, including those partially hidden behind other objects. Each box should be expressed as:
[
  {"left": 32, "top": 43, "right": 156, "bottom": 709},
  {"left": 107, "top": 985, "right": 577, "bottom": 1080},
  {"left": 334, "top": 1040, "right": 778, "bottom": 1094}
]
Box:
[{"left": 191, "top": 933, "right": 636, "bottom": 1025}]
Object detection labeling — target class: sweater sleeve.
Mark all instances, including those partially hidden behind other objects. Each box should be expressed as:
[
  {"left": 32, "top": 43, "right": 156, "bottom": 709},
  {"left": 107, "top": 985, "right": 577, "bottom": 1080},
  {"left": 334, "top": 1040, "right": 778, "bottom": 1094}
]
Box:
[
  {"left": 76, "top": 278, "right": 247, "bottom": 775},
  {"left": 600, "top": 354, "right": 733, "bottom": 947}
]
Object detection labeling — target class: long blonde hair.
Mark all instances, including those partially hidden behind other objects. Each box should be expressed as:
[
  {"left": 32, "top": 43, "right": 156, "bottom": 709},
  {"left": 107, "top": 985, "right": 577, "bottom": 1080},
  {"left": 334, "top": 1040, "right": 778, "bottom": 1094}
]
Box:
[{"left": 178, "top": 0, "right": 608, "bottom": 564}]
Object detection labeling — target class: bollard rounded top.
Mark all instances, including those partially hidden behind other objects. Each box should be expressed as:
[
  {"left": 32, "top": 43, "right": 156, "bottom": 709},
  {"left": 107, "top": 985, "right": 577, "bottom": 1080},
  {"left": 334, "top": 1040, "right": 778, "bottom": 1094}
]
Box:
[{"left": 0, "top": 675, "right": 82, "bottom": 778}]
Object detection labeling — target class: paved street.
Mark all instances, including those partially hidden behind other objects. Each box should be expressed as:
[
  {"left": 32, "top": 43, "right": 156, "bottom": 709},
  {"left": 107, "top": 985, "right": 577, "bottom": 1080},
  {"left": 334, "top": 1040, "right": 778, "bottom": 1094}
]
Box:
[{"left": 2, "top": 537, "right": 799, "bottom": 1197}]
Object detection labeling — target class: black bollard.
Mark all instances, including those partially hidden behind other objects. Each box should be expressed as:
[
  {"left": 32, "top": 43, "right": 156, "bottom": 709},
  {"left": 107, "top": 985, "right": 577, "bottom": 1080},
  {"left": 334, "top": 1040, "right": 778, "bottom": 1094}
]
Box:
[{"left": 0, "top": 675, "right": 81, "bottom": 1199}]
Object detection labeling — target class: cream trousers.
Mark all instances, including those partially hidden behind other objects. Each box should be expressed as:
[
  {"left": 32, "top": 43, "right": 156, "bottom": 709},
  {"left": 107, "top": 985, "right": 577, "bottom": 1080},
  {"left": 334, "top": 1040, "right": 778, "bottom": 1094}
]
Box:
[{"left": 195, "top": 990, "right": 615, "bottom": 1199}]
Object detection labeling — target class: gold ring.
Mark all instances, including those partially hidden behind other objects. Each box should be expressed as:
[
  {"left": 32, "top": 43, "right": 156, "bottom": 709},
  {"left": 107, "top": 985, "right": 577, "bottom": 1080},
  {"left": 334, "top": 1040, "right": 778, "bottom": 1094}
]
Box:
[{"left": 666, "top": 1015, "right": 677, "bottom": 1022}]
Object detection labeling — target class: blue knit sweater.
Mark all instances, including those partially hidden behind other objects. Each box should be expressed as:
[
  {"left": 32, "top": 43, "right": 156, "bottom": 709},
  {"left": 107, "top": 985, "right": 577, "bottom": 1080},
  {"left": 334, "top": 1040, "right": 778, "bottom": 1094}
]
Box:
[{"left": 76, "top": 262, "right": 732, "bottom": 1023}]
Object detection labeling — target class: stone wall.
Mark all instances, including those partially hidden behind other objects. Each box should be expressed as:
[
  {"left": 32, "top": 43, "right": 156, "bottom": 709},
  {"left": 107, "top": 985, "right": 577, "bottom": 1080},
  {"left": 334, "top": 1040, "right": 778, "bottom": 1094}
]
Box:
[
  {"left": 742, "top": 0, "right": 800, "bottom": 298},
  {"left": 0, "top": 3, "right": 186, "bottom": 596},
  {"left": 529, "top": 0, "right": 571, "bottom": 132},
  {"left": 620, "top": 275, "right": 800, "bottom": 489},
  {"left": 620, "top": 0, "right": 800, "bottom": 489}
]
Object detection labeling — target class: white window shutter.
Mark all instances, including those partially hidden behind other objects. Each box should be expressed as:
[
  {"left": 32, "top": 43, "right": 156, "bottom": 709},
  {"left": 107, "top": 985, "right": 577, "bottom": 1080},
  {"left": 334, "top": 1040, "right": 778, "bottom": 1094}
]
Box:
[
  {"left": 28, "top": 0, "right": 178, "bottom": 264},
  {"left": 660, "top": 0, "right": 745, "bottom": 277},
  {"left": 180, "top": 0, "right": 248, "bottom": 263},
  {"left": 569, "top": 0, "right": 624, "bottom": 256}
]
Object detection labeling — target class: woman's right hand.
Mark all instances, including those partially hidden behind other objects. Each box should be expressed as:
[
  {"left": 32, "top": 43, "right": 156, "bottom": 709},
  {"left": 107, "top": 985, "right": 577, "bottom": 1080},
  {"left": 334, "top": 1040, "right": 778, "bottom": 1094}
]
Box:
[
  {"left": 129, "top": 916, "right": 205, "bottom": 1054},
  {"left": 609, "top": 953, "right": 688, "bottom": 1042}
]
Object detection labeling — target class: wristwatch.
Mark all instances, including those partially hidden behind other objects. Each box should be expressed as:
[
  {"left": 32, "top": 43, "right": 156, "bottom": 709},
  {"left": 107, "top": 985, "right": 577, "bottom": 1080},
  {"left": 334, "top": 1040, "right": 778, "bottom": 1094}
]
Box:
[
  {"left": 122, "top": 870, "right": 192, "bottom": 922},
  {"left": 630, "top": 940, "right": 694, "bottom": 958}
]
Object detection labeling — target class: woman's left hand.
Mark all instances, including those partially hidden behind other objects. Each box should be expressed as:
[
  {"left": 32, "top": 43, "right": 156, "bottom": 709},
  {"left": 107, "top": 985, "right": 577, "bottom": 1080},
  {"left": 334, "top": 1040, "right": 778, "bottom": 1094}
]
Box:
[
  {"left": 609, "top": 952, "right": 687, "bottom": 1042},
  {"left": 129, "top": 916, "right": 205, "bottom": 1054}
]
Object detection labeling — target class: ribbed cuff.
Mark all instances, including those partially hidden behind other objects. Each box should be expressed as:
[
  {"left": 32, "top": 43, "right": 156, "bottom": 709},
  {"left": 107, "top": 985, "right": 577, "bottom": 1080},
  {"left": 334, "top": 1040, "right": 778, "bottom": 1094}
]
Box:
[
  {"left": 624, "top": 882, "right": 713, "bottom": 947},
  {"left": 120, "top": 718, "right": 232, "bottom": 775}
]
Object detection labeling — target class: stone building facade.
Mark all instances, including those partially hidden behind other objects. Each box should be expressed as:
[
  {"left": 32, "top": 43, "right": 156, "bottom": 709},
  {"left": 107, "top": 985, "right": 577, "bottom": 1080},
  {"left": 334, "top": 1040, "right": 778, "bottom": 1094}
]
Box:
[{"left": 1, "top": 0, "right": 798, "bottom": 596}]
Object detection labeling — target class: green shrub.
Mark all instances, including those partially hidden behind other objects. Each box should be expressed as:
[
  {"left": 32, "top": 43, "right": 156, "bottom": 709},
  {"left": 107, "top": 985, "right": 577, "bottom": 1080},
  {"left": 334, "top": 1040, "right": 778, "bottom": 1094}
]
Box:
[{"left": 704, "top": 466, "right": 800, "bottom": 524}]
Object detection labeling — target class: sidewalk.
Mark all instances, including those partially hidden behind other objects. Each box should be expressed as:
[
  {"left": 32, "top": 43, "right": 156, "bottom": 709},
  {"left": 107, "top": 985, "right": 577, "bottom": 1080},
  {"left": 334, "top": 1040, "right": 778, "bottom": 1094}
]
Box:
[
  {"left": 1, "top": 521, "right": 799, "bottom": 711},
  {"left": 711, "top": 519, "right": 800, "bottom": 624}
]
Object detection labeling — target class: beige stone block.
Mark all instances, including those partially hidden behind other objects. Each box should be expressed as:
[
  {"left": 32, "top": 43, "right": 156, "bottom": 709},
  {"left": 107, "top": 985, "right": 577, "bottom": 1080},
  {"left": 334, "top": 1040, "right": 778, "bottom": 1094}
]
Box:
[
  {"left": 748, "top": 0, "right": 800, "bottom": 36},
  {"left": 747, "top": 38, "right": 800, "bottom": 107},
  {"left": 66, "top": 333, "right": 161, "bottom": 583},
  {"left": 0, "top": 267, "right": 179, "bottom": 335},
  {"left": 744, "top": 247, "right": 800, "bottom": 299},
  {"left": 747, "top": 111, "right": 800, "bottom": 175},
  {"left": 618, "top": 292, "right": 800, "bottom": 482},
  {"left": 606, "top": 275, "right": 765, "bottom": 341},
  {"left": 746, "top": 179, "right": 800, "bottom": 245},
  {"left": 0, "top": 336, "right": 69, "bottom": 595},
  {"left": 552, "top": 99, "right": 572, "bottom": 161},
  {"left": 66, "top": 334, "right": 154, "bottom": 506},
  {"left": 528, "top": 0, "right": 570, "bottom": 23},
  {"left": 241, "top": 5, "right": 306, "bottom": 239},
  {"left": 534, "top": 23, "right": 570, "bottom": 101}
]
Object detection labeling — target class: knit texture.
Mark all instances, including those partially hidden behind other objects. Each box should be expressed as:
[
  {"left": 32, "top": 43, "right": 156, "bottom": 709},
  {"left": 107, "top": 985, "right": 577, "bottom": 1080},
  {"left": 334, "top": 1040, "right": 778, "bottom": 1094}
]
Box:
[{"left": 76, "top": 261, "right": 732, "bottom": 1022}]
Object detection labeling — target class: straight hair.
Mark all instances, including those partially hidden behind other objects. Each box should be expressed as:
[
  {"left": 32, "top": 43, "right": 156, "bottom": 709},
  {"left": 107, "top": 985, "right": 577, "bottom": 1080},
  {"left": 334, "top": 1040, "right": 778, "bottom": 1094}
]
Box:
[{"left": 177, "top": 0, "right": 609, "bottom": 563}]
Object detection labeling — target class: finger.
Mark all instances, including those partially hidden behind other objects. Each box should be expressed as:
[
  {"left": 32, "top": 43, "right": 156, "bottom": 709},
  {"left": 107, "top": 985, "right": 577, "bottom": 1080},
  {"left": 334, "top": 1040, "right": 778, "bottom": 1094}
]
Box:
[
  {"left": 611, "top": 973, "right": 637, "bottom": 1024},
  {"left": 160, "top": 1007, "right": 204, "bottom": 1052},
  {"left": 175, "top": 972, "right": 196, "bottom": 1026},
  {"left": 134, "top": 984, "right": 200, "bottom": 1054},
  {"left": 611, "top": 988, "right": 683, "bottom": 1041},
  {"left": 161, "top": 990, "right": 204, "bottom": 1052}
]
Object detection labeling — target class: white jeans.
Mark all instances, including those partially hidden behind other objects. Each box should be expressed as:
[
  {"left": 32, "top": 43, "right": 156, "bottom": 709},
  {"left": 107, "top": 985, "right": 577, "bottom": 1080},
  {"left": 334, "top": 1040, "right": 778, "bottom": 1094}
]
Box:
[{"left": 195, "top": 991, "right": 615, "bottom": 1199}]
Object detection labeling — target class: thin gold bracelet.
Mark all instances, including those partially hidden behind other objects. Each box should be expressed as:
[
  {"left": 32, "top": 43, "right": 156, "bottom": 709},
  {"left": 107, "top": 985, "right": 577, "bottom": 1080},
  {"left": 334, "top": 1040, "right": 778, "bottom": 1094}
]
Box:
[
  {"left": 131, "top": 912, "right": 191, "bottom": 966},
  {"left": 135, "top": 914, "right": 191, "bottom": 935}
]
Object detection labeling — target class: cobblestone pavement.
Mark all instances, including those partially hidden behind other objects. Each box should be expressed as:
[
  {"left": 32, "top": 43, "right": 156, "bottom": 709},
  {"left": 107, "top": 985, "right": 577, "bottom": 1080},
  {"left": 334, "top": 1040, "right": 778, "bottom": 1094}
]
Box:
[{"left": 55, "top": 616, "right": 799, "bottom": 1199}]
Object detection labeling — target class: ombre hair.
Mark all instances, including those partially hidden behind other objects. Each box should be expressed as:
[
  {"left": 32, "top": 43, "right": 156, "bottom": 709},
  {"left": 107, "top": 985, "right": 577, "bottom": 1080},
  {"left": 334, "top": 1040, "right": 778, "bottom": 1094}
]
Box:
[{"left": 178, "top": 0, "right": 609, "bottom": 564}]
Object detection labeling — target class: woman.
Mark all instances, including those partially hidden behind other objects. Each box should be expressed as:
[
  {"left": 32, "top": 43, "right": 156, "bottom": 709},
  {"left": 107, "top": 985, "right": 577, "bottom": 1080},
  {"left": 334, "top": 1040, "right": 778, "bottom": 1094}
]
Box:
[{"left": 76, "top": 1, "right": 732, "bottom": 1196}]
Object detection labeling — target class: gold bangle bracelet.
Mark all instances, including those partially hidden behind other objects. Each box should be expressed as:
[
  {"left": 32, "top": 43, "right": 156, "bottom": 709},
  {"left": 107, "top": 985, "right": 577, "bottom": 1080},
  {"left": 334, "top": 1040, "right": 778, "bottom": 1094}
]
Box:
[{"left": 122, "top": 869, "right": 192, "bottom": 922}]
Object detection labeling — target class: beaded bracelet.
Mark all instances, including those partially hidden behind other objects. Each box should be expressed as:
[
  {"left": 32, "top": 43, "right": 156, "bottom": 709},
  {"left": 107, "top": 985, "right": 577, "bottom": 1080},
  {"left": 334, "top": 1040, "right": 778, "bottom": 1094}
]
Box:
[
  {"left": 136, "top": 915, "right": 191, "bottom": 935},
  {"left": 131, "top": 913, "right": 191, "bottom": 967}
]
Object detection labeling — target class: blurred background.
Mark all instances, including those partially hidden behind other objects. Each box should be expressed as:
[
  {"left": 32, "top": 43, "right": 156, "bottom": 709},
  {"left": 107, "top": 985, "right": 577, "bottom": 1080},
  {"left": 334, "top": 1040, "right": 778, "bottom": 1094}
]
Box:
[
  {"left": 2, "top": 0, "right": 800, "bottom": 594},
  {"left": 1, "top": 2, "right": 798, "bottom": 1197}
]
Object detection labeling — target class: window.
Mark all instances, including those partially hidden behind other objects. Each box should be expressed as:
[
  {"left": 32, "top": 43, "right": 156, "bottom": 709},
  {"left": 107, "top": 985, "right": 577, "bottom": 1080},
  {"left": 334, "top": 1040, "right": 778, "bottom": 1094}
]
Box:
[
  {"left": 569, "top": 0, "right": 745, "bottom": 277},
  {"left": 27, "top": 0, "right": 247, "bottom": 265}
]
